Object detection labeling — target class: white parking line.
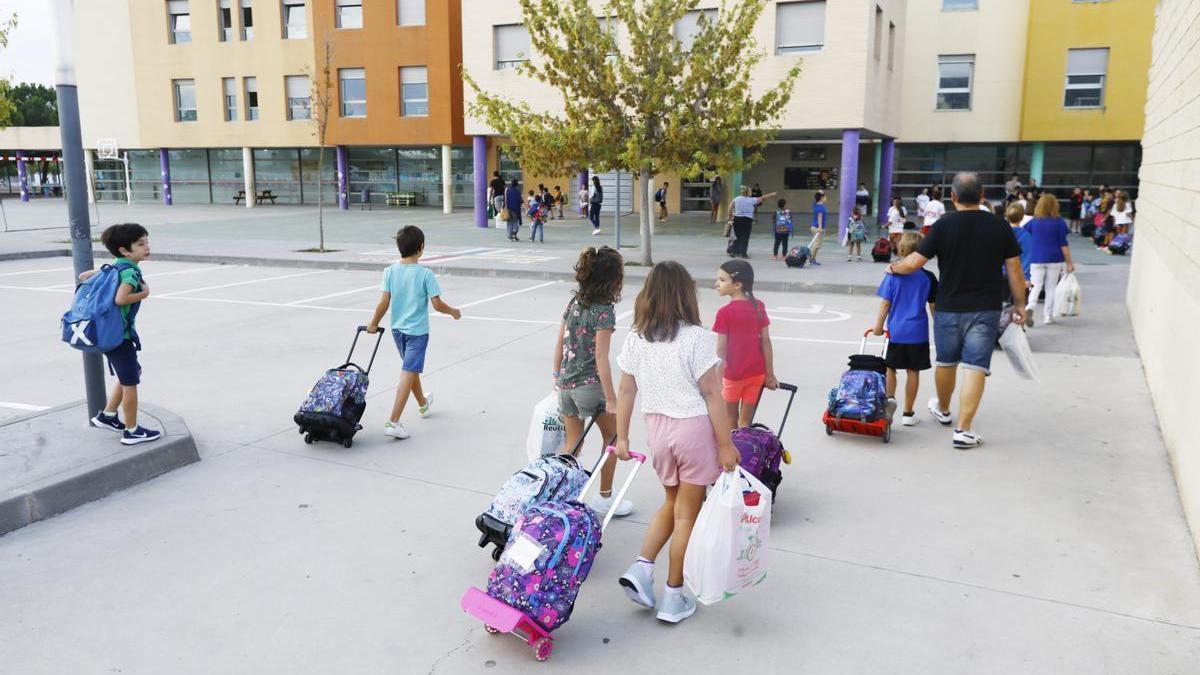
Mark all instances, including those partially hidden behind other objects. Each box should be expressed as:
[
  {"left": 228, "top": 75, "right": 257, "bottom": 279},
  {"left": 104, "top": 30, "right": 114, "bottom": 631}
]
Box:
[
  {"left": 456, "top": 281, "right": 559, "bottom": 309},
  {"left": 286, "top": 285, "right": 379, "bottom": 306},
  {"left": 42, "top": 265, "right": 229, "bottom": 290},
  {"left": 157, "top": 270, "right": 332, "bottom": 297},
  {"left": 0, "top": 266, "right": 74, "bottom": 277},
  {"left": 773, "top": 336, "right": 863, "bottom": 346},
  {"left": 0, "top": 401, "right": 50, "bottom": 411}
]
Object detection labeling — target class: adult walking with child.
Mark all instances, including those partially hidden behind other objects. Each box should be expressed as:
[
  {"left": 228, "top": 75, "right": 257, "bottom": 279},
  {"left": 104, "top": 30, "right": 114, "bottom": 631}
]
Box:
[{"left": 1024, "top": 193, "right": 1076, "bottom": 325}]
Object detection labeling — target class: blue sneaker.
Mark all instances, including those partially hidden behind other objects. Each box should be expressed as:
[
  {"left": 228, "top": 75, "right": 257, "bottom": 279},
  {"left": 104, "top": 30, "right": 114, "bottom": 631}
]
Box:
[
  {"left": 619, "top": 561, "right": 656, "bottom": 609},
  {"left": 809, "top": 260, "right": 822, "bottom": 266},
  {"left": 121, "top": 426, "right": 162, "bottom": 445},
  {"left": 90, "top": 412, "right": 126, "bottom": 433}
]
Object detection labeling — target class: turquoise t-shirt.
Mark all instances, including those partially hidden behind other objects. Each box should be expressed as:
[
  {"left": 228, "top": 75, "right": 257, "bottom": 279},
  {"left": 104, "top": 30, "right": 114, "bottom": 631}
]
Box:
[
  {"left": 380, "top": 263, "right": 441, "bottom": 336},
  {"left": 115, "top": 257, "right": 143, "bottom": 339}
]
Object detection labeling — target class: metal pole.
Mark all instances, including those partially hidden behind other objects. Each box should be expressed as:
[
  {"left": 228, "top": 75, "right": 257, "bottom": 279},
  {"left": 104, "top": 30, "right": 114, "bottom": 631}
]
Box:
[{"left": 52, "top": 0, "right": 106, "bottom": 419}]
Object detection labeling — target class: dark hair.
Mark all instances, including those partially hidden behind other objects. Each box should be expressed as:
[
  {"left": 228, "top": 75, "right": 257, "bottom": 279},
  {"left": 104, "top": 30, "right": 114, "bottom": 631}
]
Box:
[
  {"left": 903, "top": 220, "right": 917, "bottom": 230},
  {"left": 814, "top": 191, "right": 825, "bottom": 203},
  {"left": 951, "top": 172, "right": 983, "bottom": 205},
  {"left": 510, "top": 178, "right": 518, "bottom": 187},
  {"left": 592, "top": 175, "right": 601, "bottom": 189},
  {"left": 493, "top": 170, "right": 500, "bottom": 177},
  {"left": 528, "top": 190, "right": 535, "bottom": 196},
  {"left": 574, "top": 246, "right": 623, "bottom": 307},
  {"left": 776, "top": 198, "right": 786, "bottom": 209},
  {"left": 633, "top": 261, "right": 700, "bottom": 343},
  {"left": 554, "top": 185, "right": 560, "bottom": 190},
  {"left": 719, "top": 259, "right": 762, "bottom": 320},
  {"left": 394, "top": 225, "right": 425, "bottom": 257},
  {"left": 101, "top": 223, "right": 149, "bottom": 257}
]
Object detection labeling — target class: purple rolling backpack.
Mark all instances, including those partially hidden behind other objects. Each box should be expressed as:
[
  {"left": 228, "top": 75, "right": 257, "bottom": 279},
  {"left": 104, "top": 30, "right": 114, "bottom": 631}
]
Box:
[{"left": 732, "top": 383, "right": 796, "bottom": 495}]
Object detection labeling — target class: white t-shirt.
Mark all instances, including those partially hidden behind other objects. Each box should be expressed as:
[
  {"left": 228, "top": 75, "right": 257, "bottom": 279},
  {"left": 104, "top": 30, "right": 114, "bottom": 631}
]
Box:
[
  {"left": 923, "top": 200, "right": 946, "bottom": 227},
  {"left": 916, "top": 194, "right": 930, "bottom": 217},
  {"left": 887, "top": 206, "right": 906, "bottom": 234},
  {"left": 617, "top": 324, "right": 720, "bottom": 419},
  {"left": 731, "top": 196, "right": 758, "bottom": 219},
  {"left": 1112, "top": 202, "right": 1134, "bottom": 225}
]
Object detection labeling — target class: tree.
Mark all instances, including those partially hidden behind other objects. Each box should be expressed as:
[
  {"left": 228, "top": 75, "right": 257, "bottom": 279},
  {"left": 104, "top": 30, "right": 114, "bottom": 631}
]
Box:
[
  {"left": 306, "top": 38, "right": 336, "bottom": 253},
  {"left": 7, "top": 83, "right": 59, "bottom": 127},
  {"left": 465, "top": 0, "right": 800, "bottom": 265},
  {"left": 0, "top": 14, "right": 19, "bottom": 131}
]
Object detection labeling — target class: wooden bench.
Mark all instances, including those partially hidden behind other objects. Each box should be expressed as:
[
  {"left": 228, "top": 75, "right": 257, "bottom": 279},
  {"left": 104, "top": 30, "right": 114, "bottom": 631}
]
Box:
[
  {"left": 255, "top": 190, "right": 278, "bottom": 205},
  {"left": 386, "top": 191, "right": 418, "bottom": 207},
  {"left": 233, "top": 189, "right": 246, "bottom": 205}
]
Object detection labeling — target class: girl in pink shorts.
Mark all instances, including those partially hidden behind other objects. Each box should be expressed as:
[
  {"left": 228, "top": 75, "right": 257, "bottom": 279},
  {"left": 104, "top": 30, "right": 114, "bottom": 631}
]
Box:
[
  {"left": 713, "top": 260, "right": 778, "bottom": 431},
  {"left": 613, "top": 261, "right": 739, "bottom": 625}
]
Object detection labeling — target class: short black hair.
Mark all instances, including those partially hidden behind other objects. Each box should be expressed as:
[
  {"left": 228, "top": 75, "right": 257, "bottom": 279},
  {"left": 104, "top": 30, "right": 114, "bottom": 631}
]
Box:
[
  {"left": 903, "top": 220, "right": 918, "bottom": 230},
  {"left": 493, "top": 171, "right": 500, "bottom": 177},
  {"left": 395, "top": 225, "right": 425, "bottom": 257},
  {"left": 777, "top": 198, "right": 786, "bottom": 208},
  {"left": 101, "top": 223, "right": 148, "bottom": 257}
]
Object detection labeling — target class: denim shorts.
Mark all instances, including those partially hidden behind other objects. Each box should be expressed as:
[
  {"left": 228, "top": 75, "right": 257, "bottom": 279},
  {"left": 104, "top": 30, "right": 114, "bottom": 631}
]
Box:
[
  {"left": 932, "top": 310, "right": 1000, "bottom": 375},
  {"left": 104, "top": 339, "right": 142, "bottom": 386},
  {"left": 391, "top": 330, "right": 430, "bottom": 373}
]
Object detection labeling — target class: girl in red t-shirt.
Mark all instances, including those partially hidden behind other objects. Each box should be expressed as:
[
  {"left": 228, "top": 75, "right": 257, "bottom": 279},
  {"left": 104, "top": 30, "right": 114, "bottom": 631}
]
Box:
[{"left": 712, "top": 260, "right": 778, "bottom": 431}]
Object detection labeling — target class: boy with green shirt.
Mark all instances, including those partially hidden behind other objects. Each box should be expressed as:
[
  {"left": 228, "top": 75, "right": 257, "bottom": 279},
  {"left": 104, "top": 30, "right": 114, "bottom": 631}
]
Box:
[{"left": 82, "top": 223, "right": 161, "bottom": 445}]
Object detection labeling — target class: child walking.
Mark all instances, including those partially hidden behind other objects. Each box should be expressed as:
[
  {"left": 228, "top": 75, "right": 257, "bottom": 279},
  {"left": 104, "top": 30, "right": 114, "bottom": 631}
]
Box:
[
  {"left": 529, "top": 195, "right": 548, "bottom": 243},
  {"left": 873, "top": 231, "right": 937, "bottom": 427},
  {"left": 615, "top": 261, "right": 739, "bottom": 625},
  {"left": 552, "top": 246, "right": 634, "bottom": 517},
  {"left": 772, "top": 198, "right": 792, "bottom": 260},
  {"left": 367, "top": 226, "right": 462, "bottom": 440},
  {"left": 713, "top": 260, "right": 778, "bottom": 431},
  {"left": 846, "top": 207, "right": 867, "bottom": 261},
  {"left": 85, "top": 223, "right": 161, "bottom": 445}
]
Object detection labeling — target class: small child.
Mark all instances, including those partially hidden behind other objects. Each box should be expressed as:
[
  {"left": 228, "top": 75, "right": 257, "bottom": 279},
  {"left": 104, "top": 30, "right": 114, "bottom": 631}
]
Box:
[
  {"left": 553, "top": 246, "right": 633, "bottom": 516},
  {"left": 713, "top": 260, "right": 778, "bottom": 431},
  {"left": 84, "top": 223, "right": 161, "bottom": 445},
  {"left": 616, "top": 261, "right": 739, "bottom": 625},
  {"left": 578, "top": 182, "right": 590, "bottom": 219},
  {"left": 529, "top": 195, "right": 548, "bottom": 243},
  {"left": 846, "top": 208, "right": 866, "bottom": 261},
  {"left": 367, "top": 226, "right": 462, "bottom": 440},
  {"left": 772, "top": 198, "right": 792, "bottom": 260},
  {"left": 553, "top": 185, "right": 566, "bottom": 220},
  {"left": 873, "top": 231, "right": 937, "bottom": 427}
]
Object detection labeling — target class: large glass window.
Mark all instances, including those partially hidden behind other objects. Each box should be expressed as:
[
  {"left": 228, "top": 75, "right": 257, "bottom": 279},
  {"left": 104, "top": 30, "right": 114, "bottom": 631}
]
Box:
[
  {"left": 169, "top": 149, "right": 213, "bottom": 204},
  {"left": 167, "top": 1, "right": 191, "bottom": 44},
  {"left": 128, "top": 150, "right": 164, "bottom": 202},
  {"left": 300, "top": 148, "right": 337, "bottom": 204},
  {"left": 398, "top": 0, "right": 425, "bottom": 26},
  {"left": 494, "top": 24, "right": 530, "bottom": 70},
  {"left": 397, "top": 147, "right": 441, "bottom": 206},
  {"left": 942, "top": 0, "right": 977, "bottom": 10},
  {"left": 336, "top": 0, "right": 363, "bottom": 29},
  {"left": 400, "top": 67, "right": 428, "bottom": 117},
  {"left": 253, "top": 149, "right": 302, "bottom": 203},
  {"left": 936, "top": 54, "right": 973, "bottom": 110},
  {"left": 282, "top": 0, "right": 306, "bottom": 38},
  {"left": 339, "top": 68, "right": 366, "bottom": 117},
  {"left": 218, "top": 0, "right": 233, "bottom": 41},
  {"left": 1065, "top": 48, "right": 1108, "bottom": 108},
  {"left": 244, "top": 77, "right": 259, "bottom": 120},
  {"left": 208, "top": 148, "right": 245, "bottom": 203},
  {"left": 674, "top": 9, "right": 717, "bottom": 51},
  {"left": 776, "top": 1, "right": 824, "bottom": 54},
  {"left": 173, "top": 79, "right": 197, "bottom": 122},
  {"left": 240, "top": 0, "right": 254, "bottom": 40},
  {"left": 450, "top": 146, "right": 473, "bottom": 208},
  {"left": 223, "top": 77, "right": 237, "bottom": 121},
  {"left": 285, "top": 75, "right": 311, "bottom": 120},
  {"left": 348, "top": 147, "right": 397, "bottom": 205}
]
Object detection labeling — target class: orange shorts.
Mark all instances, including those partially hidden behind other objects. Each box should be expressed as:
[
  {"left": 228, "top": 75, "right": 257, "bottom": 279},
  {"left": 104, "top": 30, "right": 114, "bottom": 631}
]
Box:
[{"left": 721, "top": 373, "right": 766, "bottom": 405}]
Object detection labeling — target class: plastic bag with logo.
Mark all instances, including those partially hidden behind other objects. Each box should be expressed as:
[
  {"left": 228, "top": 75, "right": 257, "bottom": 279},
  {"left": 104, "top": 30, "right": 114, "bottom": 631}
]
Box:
[
  {"left": 1053, "top": 273, "right": 1081, "bottom": 318},
  {"left": 683, "top": 468, "right": 771, "bottom": 605},
  {"left": 525, "top": 392, "right": 566, "bottom": 462}
]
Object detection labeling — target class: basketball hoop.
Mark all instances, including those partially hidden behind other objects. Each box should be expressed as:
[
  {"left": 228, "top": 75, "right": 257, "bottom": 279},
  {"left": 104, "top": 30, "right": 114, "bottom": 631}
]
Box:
[{"left": 97, "top": 139, "right": 119, "bottom": 160}]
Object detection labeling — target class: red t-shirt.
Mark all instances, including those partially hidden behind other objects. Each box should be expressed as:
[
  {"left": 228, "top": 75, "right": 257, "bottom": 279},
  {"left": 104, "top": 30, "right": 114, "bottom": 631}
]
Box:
[{"left": 713, "top": 299, "right": 770, "bottom": 381}]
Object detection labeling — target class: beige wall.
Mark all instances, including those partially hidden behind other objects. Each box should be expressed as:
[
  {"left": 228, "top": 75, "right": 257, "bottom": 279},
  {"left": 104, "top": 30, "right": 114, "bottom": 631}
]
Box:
[
  {"left": 73, "top": 0, "right": 143, "bottom": 149},
  {"left": 1128, "top": 0, "right": 1200, "bottom": 557},
  {"left": 0, "top": 127, "right": 63, "bottom": 151},
  {"left": 899, "top": 0, "right": 1030, "bottom": 143}
]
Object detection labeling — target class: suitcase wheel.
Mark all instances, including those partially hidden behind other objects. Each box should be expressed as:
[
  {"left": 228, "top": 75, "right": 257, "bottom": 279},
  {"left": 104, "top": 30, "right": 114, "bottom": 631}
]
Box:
[
  {"left": 342, "top": 438, "right": 353, "bottom": 449},
  {"left": 304, "top": 433, "right": 315, "bottom": 444},
  {"left": 484, "top": 625, "right": 500, "bottom": 635},
  {"left": 824, "top": 423, "right": 833, "bottom": 436},
  {"left": 882, "top": 423, "right": 892, "bottom": 444},
  {"left": 491, "top": 545, "right": 503, "bottom": 562},
  {"left": 533, "top": 637, "right": 553, "bottom": 661}
]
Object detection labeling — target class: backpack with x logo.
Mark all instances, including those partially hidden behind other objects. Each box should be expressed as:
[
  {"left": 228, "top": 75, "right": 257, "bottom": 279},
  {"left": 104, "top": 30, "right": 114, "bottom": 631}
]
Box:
[{"left": 61, "top": 263, "right": 135, "bottom": 354}]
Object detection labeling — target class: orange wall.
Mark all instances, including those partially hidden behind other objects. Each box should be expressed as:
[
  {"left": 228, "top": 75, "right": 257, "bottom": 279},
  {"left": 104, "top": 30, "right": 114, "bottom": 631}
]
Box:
[{"left": 313, "top": 0, "right": 465, "bottom": 146}]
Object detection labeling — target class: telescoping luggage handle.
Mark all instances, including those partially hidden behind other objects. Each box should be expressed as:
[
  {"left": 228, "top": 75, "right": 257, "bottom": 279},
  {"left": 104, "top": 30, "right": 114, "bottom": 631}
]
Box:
[
  {"left": 578, "top": 447, "right": 647, "bottom": 532},
  {"left": 750, "top": 381, "right": 798, "bottom": 438},
  {"left": 860, "top": 329, "right": 891, "bottom": 356},
  {"left": 343, "top": 325, "right": 386, "bottom": 376}
]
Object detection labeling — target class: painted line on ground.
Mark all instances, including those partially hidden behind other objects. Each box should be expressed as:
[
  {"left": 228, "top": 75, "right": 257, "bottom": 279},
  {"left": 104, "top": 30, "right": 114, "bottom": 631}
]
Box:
[
  {"left": 157, "top": 270, "right": 333, "bottom": 297},
  {"left": 285, "top": 285, "right": 380, "bottom": 306},
  {"left": 0, "top": 401, "right": 50, "bottom": 412},
  {"left": 773, "top": 336, "right": 863, "bottom": 346},
  {"left": 421, "top": 247, "right": 499, "bottom": 264},
  {"left": 456, "top": 280, "right": 559, "bottom": 309},
  {"left": 0, "top": 266, "right": 74, "bottom": 277},
  {"left": 768, "top": 310, "right": 852, "bottom": 323},
  {"left": 42, "top": 265, "right": 229, "bottom": 290}
]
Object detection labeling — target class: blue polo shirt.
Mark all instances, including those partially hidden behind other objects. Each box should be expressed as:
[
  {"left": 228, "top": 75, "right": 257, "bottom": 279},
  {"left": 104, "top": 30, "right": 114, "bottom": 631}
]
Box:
[
  {"left": 1025, "top": 217, "right": 1068, "bottom": 264},
  {"left": 877, "top": 270, "right": 938, "bottom": 345},
  {"left": 812, "top": 203, "right": 828, "bottom": 230}
]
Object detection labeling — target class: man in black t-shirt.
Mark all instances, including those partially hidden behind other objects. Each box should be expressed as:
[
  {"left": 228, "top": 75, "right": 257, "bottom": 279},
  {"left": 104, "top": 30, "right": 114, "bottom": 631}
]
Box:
[
  {"left": 888, "top": 172, "right": 1027, "bottom": 450},
  {"left": 488, "top": 171, "right": 506, "bottom": 222}
]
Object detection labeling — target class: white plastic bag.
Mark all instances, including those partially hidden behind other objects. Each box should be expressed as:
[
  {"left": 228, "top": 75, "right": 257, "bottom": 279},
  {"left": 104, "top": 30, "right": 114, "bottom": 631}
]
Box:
[
  {"left": 525, "top": 392, "right": 565, "bottom": 461},
  {"left": 684, "top": 469, "right": 771, "bottom": 605},
  {"left": 998, "top": 323, "right": 1040, "bottom": 382},
  {"left": 1053, "top": 273, "right": 1081, "bottom": 318}
]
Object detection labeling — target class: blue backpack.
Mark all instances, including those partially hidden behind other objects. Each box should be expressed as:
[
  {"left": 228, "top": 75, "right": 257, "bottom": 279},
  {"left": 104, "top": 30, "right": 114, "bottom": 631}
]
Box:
[
  {"left": 828, "top": 369, "right": 887, "bottom": 421},
  {"left": 60, "top": 263, "right": 135, "bottom": 353}
]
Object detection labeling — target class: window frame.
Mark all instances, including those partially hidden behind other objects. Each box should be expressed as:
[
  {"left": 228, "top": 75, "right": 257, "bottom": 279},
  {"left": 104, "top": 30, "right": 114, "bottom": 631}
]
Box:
[
  {"left": 167, "top": 0, "right": 191, "bottom": 44},
  {"left": 399, "top": 66, "right": 429, "bottom": 117},
  {"left": 493, "top": 24, "right": 530, "bottom": 70},
  {"left": 338, "top": 67, "right": 367, "bottom": 118},
  {"left": 397, "top": 0, "right": 425, "bottom": 27},
  {"left": 240, "top": 0, "right": 254, "bottom": 41},
  {"left": 1064, "top": 47, "right": 1109, "bottom": 109},
  {"left": 244, "top": 76, "right": 260, "bottom": 121},
  {"left": 282, "top": 0, "right": 307, "bottom": 39},
  {"left": 285, "top": 75, "right": 311, "bottom": 121},
  {"left": 173, "top": 78, "right": 197, "bottom": 122},
  {"left": 222, "top": 77, "right": 238, "bottom": 122},
  {"left": 336, "top": 0, "right": 363, "bottom": 29},
  {"left": 775, "top": 1, "right": 825, "bottom": 55},
  {"left": 674, "top": 8, "right": 718, "bottom": 52},
  {"left": 218, "top": 0, "right": 233, "bottom": 42},
  {"left": 935, "top": 54, "right": 974, "bottom": 111}
]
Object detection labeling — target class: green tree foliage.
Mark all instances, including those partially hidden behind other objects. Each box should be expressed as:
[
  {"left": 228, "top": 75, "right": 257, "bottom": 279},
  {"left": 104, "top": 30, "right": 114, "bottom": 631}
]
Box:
[
  {"left": 6, "top": 83, "right": 59, "bottom": 127},
  {"left": 465, "top": 0, "right": 800, "bottom": 264},
  {"left": 0, "top": 14, "right": 19, "bottom": 130}
]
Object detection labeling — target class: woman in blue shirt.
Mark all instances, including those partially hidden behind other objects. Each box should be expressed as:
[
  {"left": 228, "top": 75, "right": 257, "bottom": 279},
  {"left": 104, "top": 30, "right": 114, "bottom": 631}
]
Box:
[{"left": 1024, "top": 194, "right": 1076, "bottom": 325}]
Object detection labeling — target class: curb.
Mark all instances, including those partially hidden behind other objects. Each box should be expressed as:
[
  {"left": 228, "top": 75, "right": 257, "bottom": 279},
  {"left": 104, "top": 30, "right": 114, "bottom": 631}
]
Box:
[
  {"left": 0, "top": 401, "right": 200, "bottom": 537},
  {"left": 0, "top": 249, "right": 70, "bottom": 262}
]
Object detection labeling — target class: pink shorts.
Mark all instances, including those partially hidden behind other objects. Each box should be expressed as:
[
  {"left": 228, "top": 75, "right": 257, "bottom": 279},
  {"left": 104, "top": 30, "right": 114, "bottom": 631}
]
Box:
[
  {"left": 645, "top": 414, "right": 721, "bottom": 487},
  {"left": 722, "top": 373, "right": 765, "bottom": 404}
]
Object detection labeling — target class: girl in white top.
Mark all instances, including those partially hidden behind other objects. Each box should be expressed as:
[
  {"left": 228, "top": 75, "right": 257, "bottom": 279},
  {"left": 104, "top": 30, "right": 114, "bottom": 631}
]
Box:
[
  {"left": 1111, "top": 191, "right": 1135, "bottom": 232},
  {"left": 887, "top": 196, "right": 907, "bottom": 255},
  {"left": 615, "top": 261, "right": 738, "bottom": 624},
  {"left": 916, "top": 188, "right": 930, "bottom": 220},
  {"left": 922, "top": 189, "right": 946, "bottom": 232},
  {"left": 578, "top": 183, "right": 590, "bottom": 218}
]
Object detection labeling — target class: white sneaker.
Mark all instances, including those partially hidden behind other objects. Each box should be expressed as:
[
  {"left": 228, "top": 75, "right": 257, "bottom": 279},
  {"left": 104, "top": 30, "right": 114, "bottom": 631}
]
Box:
[
  {"left": 619, "top": 561, "right": 655, "bottom": 609},
  {"left": 656, "top": 588, "right": 697, "bottom": 623},
  {"left": 384, "top": 421, "right": 410, "bottom": 439},
  {"left": 418, "top": 394, "right": 433, "bottom": 418},
  {"left": 592, "top": 494, "right": 634, "bottom": 517},
  {"left": 901, "top": 413, "right": 918, "bottom": 427},
  {"left": 953, "top": 429, "right": 983, "bottom": 449},
  {"left": 927, "top": 397, "right": 953, "bottom": 426},
  {"left": 592, "top": 229, "right": 602, "bottom": 236}
]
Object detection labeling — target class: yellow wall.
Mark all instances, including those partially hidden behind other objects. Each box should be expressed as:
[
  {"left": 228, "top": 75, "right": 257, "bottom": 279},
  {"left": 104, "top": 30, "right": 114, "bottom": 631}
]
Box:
[{"left": 1020, "top": 0, "right": 1154, "bottom": 142}]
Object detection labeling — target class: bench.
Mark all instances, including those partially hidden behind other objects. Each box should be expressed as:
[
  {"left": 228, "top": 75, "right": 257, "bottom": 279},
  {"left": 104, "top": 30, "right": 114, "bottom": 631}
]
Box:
[
  {"left": 255, "top": 190, "right": 277, "bottom": 205},
  {"left": 386, "top": 191, "right": 418, "bottom": 207},
  {"left": 233, "top": 189, "right": 246, "bottom": 205}
]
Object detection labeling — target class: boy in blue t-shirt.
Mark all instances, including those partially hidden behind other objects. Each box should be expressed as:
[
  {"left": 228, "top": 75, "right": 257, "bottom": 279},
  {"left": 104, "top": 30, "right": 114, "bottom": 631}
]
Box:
[
  {"left": 367, "top": 226, "right": 462, "bottom": 440},
  {"left": 81, "top": 223, "right": 162, "bottom": 445},
  {"left": 873, "top": 231, "right": 938, "bottom": 427}
]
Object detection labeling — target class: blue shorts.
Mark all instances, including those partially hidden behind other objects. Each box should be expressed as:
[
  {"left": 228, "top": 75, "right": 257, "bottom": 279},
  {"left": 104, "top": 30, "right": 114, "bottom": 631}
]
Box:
[
  {"left": 105, "top": 339, "right": 142, "bottom": 386},
  {"left": 392, "top": 330, "right": 429, "bottom": 373},
  {"left": 932, "top": 310, "right": 1000, "bottom": 375}
]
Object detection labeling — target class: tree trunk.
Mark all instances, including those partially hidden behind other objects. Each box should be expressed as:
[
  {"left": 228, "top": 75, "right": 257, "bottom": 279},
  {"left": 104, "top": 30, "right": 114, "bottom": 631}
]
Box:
[
  {"left": 639, "top": 170, "right": 652, "bottom": 266},
  {"left": 317, "top": 146, "right": 326, "bottom": 253}
]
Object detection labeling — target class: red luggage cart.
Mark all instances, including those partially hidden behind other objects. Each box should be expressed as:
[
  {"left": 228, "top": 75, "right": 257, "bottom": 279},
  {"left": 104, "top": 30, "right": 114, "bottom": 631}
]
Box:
[{"left": 823, "top": 330, "right": 892, "bottom": 443}]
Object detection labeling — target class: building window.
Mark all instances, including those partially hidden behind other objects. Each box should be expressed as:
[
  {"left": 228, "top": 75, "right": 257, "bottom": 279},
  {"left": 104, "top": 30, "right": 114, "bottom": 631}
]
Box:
[
  {"left": 873, "top": 6, "right": 883, "bottom": 60},
  {"left": 240, "top": 0, "right": 254, "bottom": 40},
  {"left": 776, "top": 1, "right": 824, "bottom": 55},
  {"left": 398, "top": 0, "right": 425, "bottom": 26},
  {"left": 244, "top": 76, "right": 259, "bottom": 120},
  {"left": 286, "top": 75, "right": 311, "bottom": 120},
  {"left": 336, "top": 0, "right": 362, "bottom": 29},
  {"left": 173, "top": 79, "right": 197, "bottom": 121},
  {"left": 494, "top": 24, "right": 530, "bottom": 70},
  {"left": 339, "top": 68, "right": 366, "bottom": 117},
  {"left": 222, "top": 77, "right": 237, "bottom": 121},
  {"left": 936, "top": 54, "right": 974, "bottom": 110},
  {"left": 400, "top": 66, "right": 428, "bottom": 116},
  {"left": 888, "top": 22, "right": 896, "bottom": 70},
  {"left": 674, "top": 9, "right": 717, "bottom": 51},
  {"left": 942, "top": 0, "right": 977, "bottom": 10},
  {"left": 1065, "top": 48, "right": 1109, "bottom": 108},
  {"left": 218, "top": 0, "right": 233, "bottom": 41},
  {"left": 167, "top": 1, "right": 191, "bottom": 44},
  {"left": 282, "top": 0, "right": 306, "bottom": 39}
]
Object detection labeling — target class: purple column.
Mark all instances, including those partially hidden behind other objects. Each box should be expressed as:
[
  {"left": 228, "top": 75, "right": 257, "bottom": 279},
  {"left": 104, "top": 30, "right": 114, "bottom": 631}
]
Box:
[
  {"left": 877, "top": 138, "right": 894, "bottom": 227},
  {"left": 159, "top": 148, "right": 173, "bottom": 205},
  {"left": 838, "top": 129, "right": 861, "bottom": 242},
  {"left": 336, "top": 145, "right": 349, "bottom": 210},
  {"left": 473, "top": 136, "right": 488, "bottom": 228},
  {"left": 16, "top": 151, "right": 29, "bottom": 202}
]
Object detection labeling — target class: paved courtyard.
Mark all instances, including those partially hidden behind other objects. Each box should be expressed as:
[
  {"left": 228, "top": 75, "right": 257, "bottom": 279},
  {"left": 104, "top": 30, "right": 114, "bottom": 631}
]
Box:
[{"left": 0, "top": 231, "right": 1196, "bottom": 672}]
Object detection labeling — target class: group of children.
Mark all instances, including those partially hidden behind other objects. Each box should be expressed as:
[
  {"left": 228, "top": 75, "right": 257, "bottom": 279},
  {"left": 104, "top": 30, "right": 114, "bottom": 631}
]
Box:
[{"left": 769, "top": 195, "right": 871, "bottom": 264}]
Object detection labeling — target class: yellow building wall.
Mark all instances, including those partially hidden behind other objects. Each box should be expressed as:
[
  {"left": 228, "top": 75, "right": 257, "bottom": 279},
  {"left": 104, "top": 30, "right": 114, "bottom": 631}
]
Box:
[{"left": 1020, "top": 0, "right": 1154, "bottom": 142}]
